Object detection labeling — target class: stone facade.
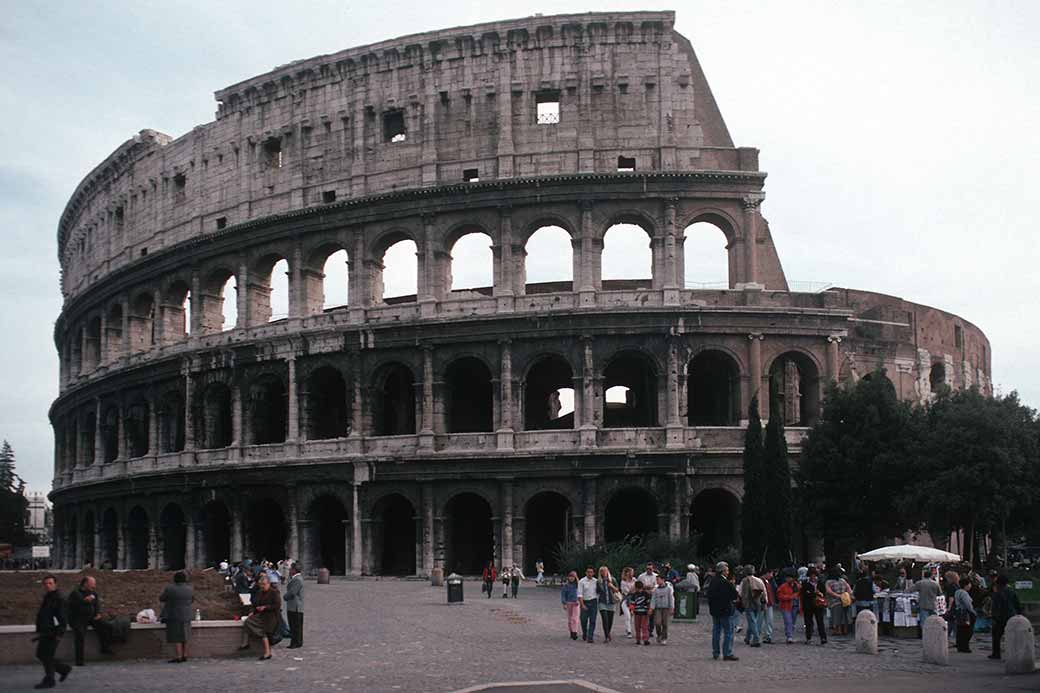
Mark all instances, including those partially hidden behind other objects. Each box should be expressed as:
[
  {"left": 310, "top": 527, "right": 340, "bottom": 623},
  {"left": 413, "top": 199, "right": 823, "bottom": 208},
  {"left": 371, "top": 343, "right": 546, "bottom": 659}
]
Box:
[{"left": 49, "top": 12, "right": 990, "bottom": 576}]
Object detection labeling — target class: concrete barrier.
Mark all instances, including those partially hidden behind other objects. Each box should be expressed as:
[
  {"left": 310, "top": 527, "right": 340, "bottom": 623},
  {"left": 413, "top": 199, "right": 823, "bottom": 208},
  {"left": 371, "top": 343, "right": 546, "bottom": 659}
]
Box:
[
  {"left": 855, "top": 609, "right": 878, "bottom": 654},
  {"left": 922, "top": 615, "right": 948, "bottom": 665},
  {"left": 0, "top": 620, "right": 256, "bottom": 666},
  {"left": 1004, "top": 615, "right": 1037, "bottom": 675}
]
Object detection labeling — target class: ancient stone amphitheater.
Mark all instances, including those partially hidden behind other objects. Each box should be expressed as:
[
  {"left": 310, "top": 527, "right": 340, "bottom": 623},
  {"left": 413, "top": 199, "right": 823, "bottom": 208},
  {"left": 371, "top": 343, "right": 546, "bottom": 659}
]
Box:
[{"left": 49, "top": 11, "right": 990, "bottom": 575}]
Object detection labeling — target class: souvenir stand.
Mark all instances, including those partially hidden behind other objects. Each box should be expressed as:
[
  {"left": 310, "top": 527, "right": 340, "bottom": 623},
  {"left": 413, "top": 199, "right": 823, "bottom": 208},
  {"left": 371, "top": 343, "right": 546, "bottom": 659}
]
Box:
[{"left": 855, "top": 545, "right": 961, "bottom": 638}]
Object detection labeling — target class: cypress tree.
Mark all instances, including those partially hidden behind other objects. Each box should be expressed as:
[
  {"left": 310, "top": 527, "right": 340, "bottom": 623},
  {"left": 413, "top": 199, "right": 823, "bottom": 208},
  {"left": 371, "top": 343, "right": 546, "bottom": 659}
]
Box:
[
  {"left": 763, "top": 397, "right": 792, "bottom": 567},
  {"left": 741, "top": 397, "right": 766, "bottom": 564},
  {"left": 0, "top": 440, "right": 14, "bottom": 493}
]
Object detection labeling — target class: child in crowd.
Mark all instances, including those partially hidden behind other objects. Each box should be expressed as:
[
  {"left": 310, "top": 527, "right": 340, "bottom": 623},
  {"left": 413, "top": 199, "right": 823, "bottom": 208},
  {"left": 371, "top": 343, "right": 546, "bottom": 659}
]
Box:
[
  {"left": 561, "top": 571, "right": 580, "bottom": 640},
  {"left": 625, "top": 581, "right": 653, "bottom": 645}
]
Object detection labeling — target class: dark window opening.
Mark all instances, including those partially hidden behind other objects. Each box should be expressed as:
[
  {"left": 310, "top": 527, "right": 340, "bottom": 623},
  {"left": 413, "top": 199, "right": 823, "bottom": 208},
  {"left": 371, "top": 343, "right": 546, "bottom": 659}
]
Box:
[
  {"left": 463, "top": 168, "right": 480, "bottom": 182},
  {"left": 306, "top": 366, "right": 349, "bottom": 439},
  {"left": 688, "top": 351, "right": 740, "bottom": 426},
  {"left": 383, "top": 110, "right": 407, "bottom": 143},
  {"left": 140, "top": 247, "right": 148, "bottom": 256},
  {"left": 373, "top": 364, "right": 416, "bottom": 436},
  {"left": 929, "top": 362, "right": 946, "bottom": 393},
  {"left": 263, "top": 137, "right": 283, "bottom": 168},
  {"left": 524, "top": 356, "right": 575, "bottom": 430},
  {"left": 250, "top": 376, "right": 288, "bottom": 445},
  {"left": 173, "top": 173, "right": 186, "bottom": 190},
  {"left": 216, "top": 217, "right": 227, "bottom": 230},
  {"left": 617, "top": 156, "right": 636, "bottom": 172},
  {"left": 125, "top": 401, "right": 150, "bottom": 457},
  {"left": 115, "top": 206, "right": 125, "bottom": 226},
  {"left": 954, "top": 326, "right": 963, "bottom": 349},
  {"left": 603, "top": 352, "right": 658, "bottom": 428},
  {"left": 445, "top": 358, "right": 493, "bottom": 433},
  {"left": 769, "top": 352, "right": 821, "bottom": 426},
  {"left": 199, "top": 383, "right": 233, "bottom": 449},
  {"left": 536, "top": 93, "right": 560, "bottom": 124},
  {"left": 322, "top": 190, "right": 337, "bottom": 204}
]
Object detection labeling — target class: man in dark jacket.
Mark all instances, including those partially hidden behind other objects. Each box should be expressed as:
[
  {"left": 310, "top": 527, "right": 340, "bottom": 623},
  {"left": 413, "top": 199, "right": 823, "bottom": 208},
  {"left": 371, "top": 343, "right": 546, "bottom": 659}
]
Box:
[
  {"left": 283, "top": 562, "right": 304, "bottom": 648},
  {"left": 705, "top": 561, "right": 739, "bottom": 661},
  {"left": 34, "top": 574, "right": 71, "bottom": 689},
  {"left": 989, "top": 575, "right": 1022, "bottom": 660},
  {"left": 67, "top": 575, "right": 114, "bottom": 665}
]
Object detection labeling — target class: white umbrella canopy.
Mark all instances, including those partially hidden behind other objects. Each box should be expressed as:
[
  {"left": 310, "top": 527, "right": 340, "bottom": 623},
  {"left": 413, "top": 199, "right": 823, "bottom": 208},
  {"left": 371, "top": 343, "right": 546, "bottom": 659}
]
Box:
[{"left": 857, "top": 545, "right": 962, "bottom": 563}]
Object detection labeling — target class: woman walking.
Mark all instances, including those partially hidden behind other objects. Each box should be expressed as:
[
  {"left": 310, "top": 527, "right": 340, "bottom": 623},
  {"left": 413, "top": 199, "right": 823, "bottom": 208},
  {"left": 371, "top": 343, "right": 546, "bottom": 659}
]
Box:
[
  {"left": 953, "top": 577, "right": 977, "bottom": 653},
  {"left": 776, "top": 574, "right": 799, "bottom": 644},
  {"left": 619, "top": 567, "right": 636, "bottom": 638},
  {"left": 825, "top": 569, "right": 852, "bottom": 636},
  {"left": 159, "top": 571, "right": 194, "bottom": 663},
  {"left": 482, "top": 561, "right": 497, "bottom": 599},
  {"left": 801, "top": 568, "right": 828, "bottom": 645},
  {"left": 561, "top": 571, "right": 580, "bottom": 640},
  {"left": 596, "top": 566, "right": 621, "bottom": 643},
  {"left": 239, "top": 573, "right": 280, "bottom": 660},
  {"left": 510, "top": 565, "right": 525, "bottom": 598}
]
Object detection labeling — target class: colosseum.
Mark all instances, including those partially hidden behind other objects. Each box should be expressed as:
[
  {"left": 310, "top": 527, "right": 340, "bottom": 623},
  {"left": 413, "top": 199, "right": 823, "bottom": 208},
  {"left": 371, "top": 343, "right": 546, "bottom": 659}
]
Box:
[{"left": 49, "top": 11, "right": 991, "bottom": 576}]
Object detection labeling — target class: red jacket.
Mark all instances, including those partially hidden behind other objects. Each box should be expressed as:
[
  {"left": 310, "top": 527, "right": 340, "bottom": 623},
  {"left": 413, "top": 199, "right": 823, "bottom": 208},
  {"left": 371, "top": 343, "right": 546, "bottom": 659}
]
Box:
[
  {"left": 482, "top": 566, "right": 497, "bottom": 582},
  {"left": 777, "top": 582, "right": 798, "bottom": 612}
]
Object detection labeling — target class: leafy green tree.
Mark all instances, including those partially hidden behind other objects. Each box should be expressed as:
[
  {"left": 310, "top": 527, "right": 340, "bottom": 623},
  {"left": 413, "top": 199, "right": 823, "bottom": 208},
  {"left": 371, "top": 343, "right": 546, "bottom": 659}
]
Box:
[
  {"left": 763, "top": 394, "right": 792, "bottom": 567},
  {"left": 902, "top": 388, "right": 1038, "bottom": 565},
  {"left": 797, "top": 371, "right": 917, "bottom": 563},
  {"left": 741, "top": 397, "right": 766, "bottom": 564}
]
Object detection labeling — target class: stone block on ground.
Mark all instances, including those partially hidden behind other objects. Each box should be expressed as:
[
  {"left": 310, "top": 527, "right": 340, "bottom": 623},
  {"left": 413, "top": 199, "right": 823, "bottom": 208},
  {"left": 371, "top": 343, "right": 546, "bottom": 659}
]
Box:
[
  {"left": 922, "top": 615, "right": 948, "bottom": 665},
  {"left": 1004, "top": 615, "right": 1037, "bottom": 675},
  {"left": 855, "top": 609, "right": 878, "bottom": 654}
]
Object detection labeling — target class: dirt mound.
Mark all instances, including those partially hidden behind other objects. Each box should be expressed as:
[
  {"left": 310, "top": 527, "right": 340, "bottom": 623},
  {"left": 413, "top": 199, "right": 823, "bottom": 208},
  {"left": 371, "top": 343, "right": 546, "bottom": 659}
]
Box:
[{"left": 0, "top": 569, "right": 243, "bottom": 625}]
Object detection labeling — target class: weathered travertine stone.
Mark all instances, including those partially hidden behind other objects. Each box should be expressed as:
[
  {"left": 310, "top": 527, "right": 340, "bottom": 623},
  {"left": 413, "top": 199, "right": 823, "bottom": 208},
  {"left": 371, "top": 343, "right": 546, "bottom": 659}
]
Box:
[
  {"left": 922, "top": 616, "right": 948, "bottom": 665},
  {"left": 855, "top": 609, "right": 878, "bottom": 654},
  {"left": 1004, "top": 615, "right": 1036, "bottom": 675}
]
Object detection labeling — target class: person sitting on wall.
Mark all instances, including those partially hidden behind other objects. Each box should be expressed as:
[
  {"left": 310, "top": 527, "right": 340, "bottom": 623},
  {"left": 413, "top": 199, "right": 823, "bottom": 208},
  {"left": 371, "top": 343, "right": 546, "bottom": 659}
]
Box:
[{"left": 67, "top": 575, "right": 115, "bottom": 666}]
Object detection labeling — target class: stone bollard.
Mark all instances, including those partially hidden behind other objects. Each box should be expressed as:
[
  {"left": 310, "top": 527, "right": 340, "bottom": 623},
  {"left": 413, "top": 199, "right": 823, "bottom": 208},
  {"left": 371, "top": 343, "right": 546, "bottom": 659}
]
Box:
[
  {"left": 430, "top": 567, "right": 444, "bottom": 587},
  {"left": 922, "top": 615, "right": 948, "bottom": 665},
  {"left": 317, "top": 567, "right": 330, "bottom": 585},
  {"left": 1004, "top": 615, "right": 1037, "bottom": 675},
  {"left": 855, "top": 609, "right": 878, "bottom": 654}
]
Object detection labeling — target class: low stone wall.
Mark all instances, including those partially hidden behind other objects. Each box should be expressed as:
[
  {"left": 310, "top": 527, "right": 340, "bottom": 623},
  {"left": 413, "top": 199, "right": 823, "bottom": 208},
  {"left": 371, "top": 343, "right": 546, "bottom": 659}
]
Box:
[{"left": 0, "top": 620, "right": 255, "bottom": 665}]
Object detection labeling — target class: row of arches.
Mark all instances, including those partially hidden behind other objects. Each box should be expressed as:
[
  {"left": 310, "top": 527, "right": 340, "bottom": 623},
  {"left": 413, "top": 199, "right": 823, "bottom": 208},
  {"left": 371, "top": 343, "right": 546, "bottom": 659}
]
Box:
[
  {"left": 63, "top": 217, "right": 737, "bottom": 381},
  {"left": 58, "top": 486, "right": 742, "bottom": 575}
]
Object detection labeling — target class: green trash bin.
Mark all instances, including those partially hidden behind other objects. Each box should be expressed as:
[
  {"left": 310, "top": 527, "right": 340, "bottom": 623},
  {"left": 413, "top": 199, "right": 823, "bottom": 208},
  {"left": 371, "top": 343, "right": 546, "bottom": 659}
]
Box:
[{"left": 674, "top": 590, "right": 697, "bottom": 621}]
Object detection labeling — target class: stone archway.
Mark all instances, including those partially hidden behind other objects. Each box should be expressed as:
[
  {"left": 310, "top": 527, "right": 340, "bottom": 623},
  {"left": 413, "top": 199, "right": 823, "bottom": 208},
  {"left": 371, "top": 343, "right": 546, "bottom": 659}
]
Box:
[
  {"left": 444, "top": 492, "right": 494, "bottom": 575},
  {"left": 101, "top": 508, "right": 119, "bottom": 568},
  {"left": 245, "top": 497, "right": 288, "bottom": 562},
  {"left": 127, "top": 506, "right": 150, "bottom": 569},
  {"left": 604, "top": 487, "right": 658, "bottom": 543},
  {"left": 160, "top": 503, "right": 187, "bottom": 570},
  {"left": 524, "top": 492, "right": 571, "bottom": 574},
  {"left": 690, "top": 488, "right": 741, "bottom": 557},
  {"left": 200, "top": 500, "right": 231, "bottom": 566},
  {"left": 306, "top": 494, "right": 348, "bottom": 575},
  {"left": 371, "top": 494, "right": 417, "bottom": 576}
]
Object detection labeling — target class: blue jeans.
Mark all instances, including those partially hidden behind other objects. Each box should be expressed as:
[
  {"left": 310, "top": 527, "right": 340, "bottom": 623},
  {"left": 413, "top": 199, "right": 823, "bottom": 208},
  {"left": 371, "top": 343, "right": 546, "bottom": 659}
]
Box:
[
  {"left": 580, "top": 599, "right": 599, "bottom": 641},
  {"left": 745, "top": 608, "right": 761, "bottom": 644},
  {"left": 763, "top": 605, "right": 774, "bottom": 641},
  {"left": 712, "top": 615, "right": 735, "bottom": 657}
]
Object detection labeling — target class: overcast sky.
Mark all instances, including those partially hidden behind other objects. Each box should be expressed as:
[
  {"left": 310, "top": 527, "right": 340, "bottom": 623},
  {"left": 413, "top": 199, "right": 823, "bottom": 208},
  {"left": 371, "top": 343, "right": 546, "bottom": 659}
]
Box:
[{"left": 2, "top": 0, "right": 1037, "bottom": 495}]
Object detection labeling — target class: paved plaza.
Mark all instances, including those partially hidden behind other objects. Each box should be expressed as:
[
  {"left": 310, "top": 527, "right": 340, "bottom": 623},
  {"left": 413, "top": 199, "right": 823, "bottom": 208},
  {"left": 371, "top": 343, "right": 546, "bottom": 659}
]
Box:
[{"left": 6, "top": 579, "right": 1038, "bottom": 691}]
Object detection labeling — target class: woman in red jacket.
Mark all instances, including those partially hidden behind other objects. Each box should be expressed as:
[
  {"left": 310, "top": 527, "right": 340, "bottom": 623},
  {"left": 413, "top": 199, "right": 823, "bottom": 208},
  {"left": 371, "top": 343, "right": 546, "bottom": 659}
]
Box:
[
  {"left": 482, "top": 561, "right": 497, "bottom": 599},
  {"left": 776, "top": 574, "right": 800, "bottom": 644}
]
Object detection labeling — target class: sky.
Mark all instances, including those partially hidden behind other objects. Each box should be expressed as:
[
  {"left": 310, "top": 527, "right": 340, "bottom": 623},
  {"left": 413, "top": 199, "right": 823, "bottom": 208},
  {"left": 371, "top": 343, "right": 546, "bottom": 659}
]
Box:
[{"left": 2, "top": 0, "right": 1037, "bottom": 496}]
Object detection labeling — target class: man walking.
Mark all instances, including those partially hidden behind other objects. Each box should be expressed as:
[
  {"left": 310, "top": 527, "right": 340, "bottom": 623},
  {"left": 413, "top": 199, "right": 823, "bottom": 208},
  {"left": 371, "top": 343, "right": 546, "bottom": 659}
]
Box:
[
  {"left": 652, "top": 573, "right": 674, "bottom": 644},
  {"left": 909, "top": 568, "right": 941, "bottom": 636},
  {"left": 739, "top": 565, "right": 765, "bottom": 647},
  {"left": 68, "top": 575, "right": 114, "bottom": 665},
  {"left": 577, "top": 566, "right": 599, "bottom": 643},
  {"left": 706, "top": 561, "right": 739, "bottom": 661},
  {"left": 989, "top": 575, "right": 1021, "bottom": 660},
  {"left": 34, "top": 575, "right": 71, "bottom": 689},
  {"left": 283, "top": 562, "right": 305, "bottom": 649}
]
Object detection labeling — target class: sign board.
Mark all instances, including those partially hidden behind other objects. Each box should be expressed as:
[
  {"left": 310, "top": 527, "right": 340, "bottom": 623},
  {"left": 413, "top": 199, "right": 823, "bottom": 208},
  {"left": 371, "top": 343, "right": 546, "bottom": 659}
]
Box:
[
  {"left": 32, "top": 546, "right": 50, "bottom": 559},
  {"left": 1014, "top": 580, "right": 1033, "bottom": 590}
]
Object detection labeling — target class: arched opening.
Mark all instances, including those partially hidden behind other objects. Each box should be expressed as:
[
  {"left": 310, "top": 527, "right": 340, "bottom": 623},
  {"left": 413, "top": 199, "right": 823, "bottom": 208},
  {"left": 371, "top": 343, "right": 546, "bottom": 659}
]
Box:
[
  {"left": 379, "top": 238, "right": 418, "bottom": 302},
  {"left": 200, "top": 501, "right": 231, "bottom": 566},
  {"left": 84, "top": 317, "right": 101, "bottom": 370},
  {"left": 303, "top": 245, "right": 349, "bottom": 313},
  {"left": 305, "top": 366, "right": 349, "bottom": 439},
  {"left": 82, "top": 511, "right": 95, "bottom": 567},
  {"left": 160, "top": 504, "right": 186, "bottom": 570},
  {"left": 445, "top": 357, "right": 493, "bottom": 433},
  {"left": 602, "top": 223, "right": 651, "bottom": 285},
  {"left": 124, "top": 399, "right": 150, "bottom": 458},
  {"left": 158, "top": 391, "right": 185, "bottom": 453},
  {"left": 307, "top": 495, "right": 348, "bottom": 575},
  {"left": 523, "top": 356, "right": 575, "bottom": 430},
  {"left": 81, "top": 411, "right": 96, "bottom": 466},
  {"left": 372, "top": 363, "right": 416, "bottom": 436},
  {"left": 683, "top": 220, "right": 732, "bottom": 289},
  {"left": 101, "top": 508, "right": 118, "bottom": 568},
  {"left": 245, "top": 497, "right": 287, "bottom": 562},
  {"left": 249, "top": 375, "right": 287, "bottom": 445},
  {"left": 163, "top": 280, "right": 191, "bottom": 341},
  {"left": 101, "top": 407, "right": 119, "bottom": 463},
  {"left": 105, "top": 304, "right": 124, "bottom": 361},
  {"left": 523, "top": 225, "right": 573, "bottom": 292},
  {"left": 373, "top": 494, "right": 417, "bottom": 576},
  {"left": 67, "top": 514, "right": 78, "bottom": 567},
  {"left": 129, "top": 293, "right": 156, "bottom": 352},
  {"left": 768, "top": 352, "right": 821, "bottom": 426},
  {"left": 929, "top": 362, "right": 946, "bottom": 392},
  {"left": 127, "top": 505, "right": 150, "bottom": 569},
  {"left": 444, "top": 493, "right": 494, "bottom": 574},
  {"left": 524, "top": 492, "right": 570, "bottom": 574},
  {"left": 249, "top": 255, "right": 291, "bottom": 324},
  {"left": 603, "top": 351, "right": 658, "bottom": 428},
  {"left": 199, "top": 383, "right": 233, "bottom": 449},
  {"left": 71, "top": 329, "right": 83, "bottom": 375},
  {"left": 604, "top": 487, "right": 658, "bottom": 542},
  {"left": 690, "top": 489, "right": 741, "bottom": 557},
  {"left": 687, "top": 350, "right": 741, "bottom": 425},
  {"left": 449, "top": 231, "right": 493, "bottom": 292}
]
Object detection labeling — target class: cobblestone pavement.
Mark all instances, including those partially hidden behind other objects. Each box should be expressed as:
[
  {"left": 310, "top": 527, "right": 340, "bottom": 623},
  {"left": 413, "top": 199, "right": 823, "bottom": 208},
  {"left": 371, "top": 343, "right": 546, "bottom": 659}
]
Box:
[{"left": 6, "top": 579, "right": 1038, "bottom": 692}]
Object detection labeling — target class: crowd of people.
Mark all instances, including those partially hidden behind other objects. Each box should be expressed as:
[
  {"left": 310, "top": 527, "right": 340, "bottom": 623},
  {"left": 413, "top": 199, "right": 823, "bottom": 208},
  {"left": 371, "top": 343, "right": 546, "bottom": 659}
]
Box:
[{"left": 28, "top": 559, "right": 306, "bottom": 688}]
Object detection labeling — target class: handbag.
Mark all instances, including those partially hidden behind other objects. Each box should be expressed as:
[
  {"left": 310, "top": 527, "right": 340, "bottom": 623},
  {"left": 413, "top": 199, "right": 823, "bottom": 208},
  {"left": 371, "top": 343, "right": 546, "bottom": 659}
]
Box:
[
  {"left": 840, "top": 591, "right": 852, "bottom": 608},
  {"left": 814, "top": 590, "right": 827, "bottom": 610}
]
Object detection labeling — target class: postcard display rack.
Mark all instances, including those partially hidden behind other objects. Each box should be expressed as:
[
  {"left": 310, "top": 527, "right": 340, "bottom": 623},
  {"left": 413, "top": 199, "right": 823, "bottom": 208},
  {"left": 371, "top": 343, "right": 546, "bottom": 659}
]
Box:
[{"left": 875, "top": 591, "right": 947, "bottom": 637}]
